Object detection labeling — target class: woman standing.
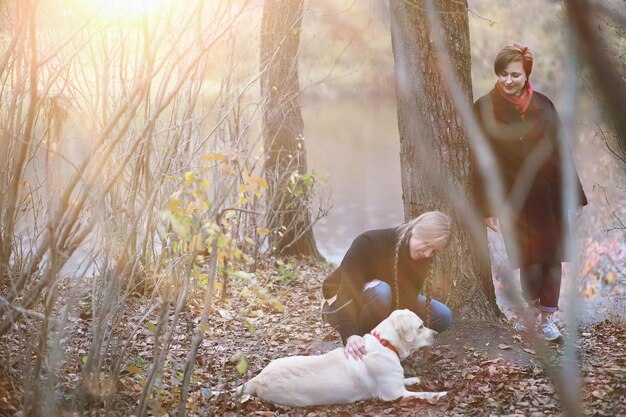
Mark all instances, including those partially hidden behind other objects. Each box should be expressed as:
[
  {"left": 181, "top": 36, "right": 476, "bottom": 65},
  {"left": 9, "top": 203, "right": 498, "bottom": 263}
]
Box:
[
  {"left": 473, "top": 44, "right": 588, "bottom": 341},
  {"left": 321, "top": 211, "right": 453, "bottom": 360}
]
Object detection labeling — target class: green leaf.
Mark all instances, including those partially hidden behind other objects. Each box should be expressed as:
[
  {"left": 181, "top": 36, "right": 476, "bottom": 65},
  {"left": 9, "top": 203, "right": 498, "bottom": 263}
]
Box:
[
  {"left": 82, "top": 355, "right": 88, "bottom": 365},
  {"left": 236, "top": 354, "right": 247, "bottom": 374}
]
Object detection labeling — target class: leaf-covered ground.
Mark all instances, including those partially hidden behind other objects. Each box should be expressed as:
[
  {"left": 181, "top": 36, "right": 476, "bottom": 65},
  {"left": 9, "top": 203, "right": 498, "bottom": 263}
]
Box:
[{"left": 0, "top": 257, "right": 624, "bottom": 416}]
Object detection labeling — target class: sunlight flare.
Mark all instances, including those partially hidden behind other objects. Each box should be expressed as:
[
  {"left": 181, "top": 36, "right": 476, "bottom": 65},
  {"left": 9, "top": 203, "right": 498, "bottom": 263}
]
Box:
[{"left": 81, "top": 0, "right": 167, "bottom": 19}]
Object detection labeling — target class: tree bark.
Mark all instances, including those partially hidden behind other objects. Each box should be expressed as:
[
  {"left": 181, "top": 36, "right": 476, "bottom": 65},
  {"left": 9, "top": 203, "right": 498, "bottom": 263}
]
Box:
[
  {"left": 389, "top": 0, "right": 499, "bottom": 319},
  {"left": 260, "top": 0, "right": 321, "bottom": 258}
]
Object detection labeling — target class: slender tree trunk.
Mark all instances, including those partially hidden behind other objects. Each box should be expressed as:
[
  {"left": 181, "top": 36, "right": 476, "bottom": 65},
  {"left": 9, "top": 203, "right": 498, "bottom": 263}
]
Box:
[
  {"left": 389, "top": 0, "right": 499, "bottom": 319},
  {"left": 563, "top": 0, "right": 626, "bottom": 165},
  {"left": 260, "top": 0, "right": 321, "bottom": 258}
]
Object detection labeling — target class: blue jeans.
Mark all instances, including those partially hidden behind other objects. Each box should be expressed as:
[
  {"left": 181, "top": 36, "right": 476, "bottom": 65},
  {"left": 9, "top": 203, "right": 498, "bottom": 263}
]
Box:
[{"left": 359, "top": 280, "right": 453, "bottom": 335}]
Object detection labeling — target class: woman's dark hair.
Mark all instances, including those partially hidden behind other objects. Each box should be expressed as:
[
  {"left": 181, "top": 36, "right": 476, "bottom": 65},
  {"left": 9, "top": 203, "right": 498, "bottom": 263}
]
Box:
[{"left": 494, "top": 43, "right": 533, "bottom": 78}]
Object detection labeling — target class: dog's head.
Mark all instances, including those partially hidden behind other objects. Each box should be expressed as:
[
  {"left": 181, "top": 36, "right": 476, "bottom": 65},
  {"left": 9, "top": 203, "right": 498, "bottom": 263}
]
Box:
[{"left": 372, "top": 309, "right": 437, "bottom": 360}]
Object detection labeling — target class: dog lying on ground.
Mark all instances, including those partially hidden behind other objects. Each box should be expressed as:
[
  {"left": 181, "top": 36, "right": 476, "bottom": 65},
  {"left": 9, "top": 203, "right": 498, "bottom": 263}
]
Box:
[{"left": 226, "top": 309, "right": 447, "bottom": 406}]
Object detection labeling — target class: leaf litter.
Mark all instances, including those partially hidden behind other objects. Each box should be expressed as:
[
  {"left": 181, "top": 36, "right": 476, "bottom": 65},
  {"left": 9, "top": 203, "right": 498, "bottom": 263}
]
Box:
[{"left": 0, "top": 257, "right": 624, "bottom": 416}]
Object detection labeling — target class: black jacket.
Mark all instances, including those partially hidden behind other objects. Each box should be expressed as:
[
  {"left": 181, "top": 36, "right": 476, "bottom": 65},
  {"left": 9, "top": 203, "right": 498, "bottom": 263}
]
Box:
[
  {"left": 473, "top": 88, "right": 588, "bottom": 268},
  {"left": 322, "top": 227, "right": 432, "bottom": 341}
]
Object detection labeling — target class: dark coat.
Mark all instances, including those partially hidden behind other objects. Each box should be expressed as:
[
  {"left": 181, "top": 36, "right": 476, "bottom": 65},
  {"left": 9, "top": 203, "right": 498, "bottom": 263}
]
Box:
[
  {"left": 473, "top": 88, "right": 588, "bottom": 269},
  {"left": 322, "top": 228, "right": 432, "bottom": 342}
]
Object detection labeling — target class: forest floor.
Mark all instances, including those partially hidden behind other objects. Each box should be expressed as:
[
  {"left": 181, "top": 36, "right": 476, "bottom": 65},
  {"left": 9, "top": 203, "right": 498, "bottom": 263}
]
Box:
[{"left": 0, "top": 257, "right": 624, "bottom": 416}]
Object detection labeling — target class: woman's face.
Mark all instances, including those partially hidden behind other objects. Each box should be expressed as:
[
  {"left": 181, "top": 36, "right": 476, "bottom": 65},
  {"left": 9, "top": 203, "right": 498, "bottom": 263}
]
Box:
[
  {"left": 497, "top": 60, "right": 527, "bottom": 96},
  {"left": 409, "top": 235, "right": 447, "bottom": 261}
]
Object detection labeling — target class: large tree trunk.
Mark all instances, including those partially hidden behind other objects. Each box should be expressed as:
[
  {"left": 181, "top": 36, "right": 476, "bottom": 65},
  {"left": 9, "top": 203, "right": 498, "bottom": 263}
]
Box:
[
  {"left": 260, "top": 0, "right": 321, "bottom": 258},
  {"left": 389, "top": 0, "right": 499, "bottom": 319}
]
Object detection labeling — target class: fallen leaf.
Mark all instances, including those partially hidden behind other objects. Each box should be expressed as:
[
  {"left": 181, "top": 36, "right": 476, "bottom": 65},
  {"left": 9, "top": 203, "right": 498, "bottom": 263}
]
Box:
[
  {"left": 126, "top": 365, "right": 142, "bottom": 374},
  {"left": 217, "top": 308, "right": 233, "bottom": 319},
  {"left": 591, "top": 390, "right": 605, "bottom": 399}
]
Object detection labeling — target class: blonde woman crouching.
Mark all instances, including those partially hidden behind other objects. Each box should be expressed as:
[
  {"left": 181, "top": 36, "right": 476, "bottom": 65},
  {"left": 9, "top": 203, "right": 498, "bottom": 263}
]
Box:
[{"left": 321, "top": 211, "right": 452, "bottom": 361}]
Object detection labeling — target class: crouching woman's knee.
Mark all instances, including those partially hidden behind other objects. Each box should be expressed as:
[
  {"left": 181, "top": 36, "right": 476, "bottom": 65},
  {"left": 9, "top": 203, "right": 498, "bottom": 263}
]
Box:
[
  {"left": 362, "top": 280, "right": 392, "bottom": 308},
  {"left": 428, "top": 299, "right": 453, "bottom": 333}
]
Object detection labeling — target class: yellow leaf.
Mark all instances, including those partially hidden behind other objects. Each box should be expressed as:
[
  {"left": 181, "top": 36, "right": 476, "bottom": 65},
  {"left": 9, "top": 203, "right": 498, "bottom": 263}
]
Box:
[
  {"left": 247, "top": 176, "right": 269, "bottom": 189},
  {"left": 256, "top": 227, "right": 269, "bottom": 236},
  {"left": 126, "top": 365, "right": 142, "bottom": 374},
  {"left": 184, "top": 171, "right": 195, "bottom": 186},
  {"left": 271, "top": 299, "right": 284, "bottom": 313},
  {"left": 133, "top": 384, "right": 143, "bottom": 391},
  {"left": 192, "top": 190, "right": 206, "bottom": 202},
  {"left": 190, "top": 233, "right": 202, "bottom": 252},
  {"left": 606, "top": 272, "right": 614, "bottom": 283},
  {"left": 199, "top": 323, "right": 209, "bottom": 333},
  {"left": 239, "top": 184, "right": 249, "bottom": 194},
  {"left": 198, "top": 179, "right": 210, "bottom": 191},
  {"left": 168, "top": 198, "right": 183, "bottom": 215},
  {"left": 203, "top": 152, "right": 228, "bottom": 162},
  {"left": 221, "top": 162, "right": 235, "bottom": 174}
]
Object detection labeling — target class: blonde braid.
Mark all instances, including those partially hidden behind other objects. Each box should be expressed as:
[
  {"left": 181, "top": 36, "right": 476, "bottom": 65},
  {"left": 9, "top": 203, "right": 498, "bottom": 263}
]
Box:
[
  {"left": 392, "top": 238, "right": 402, "bottom": 310},
  {"left": 423, "top": 256, "right": 435, "bottom": 328}
]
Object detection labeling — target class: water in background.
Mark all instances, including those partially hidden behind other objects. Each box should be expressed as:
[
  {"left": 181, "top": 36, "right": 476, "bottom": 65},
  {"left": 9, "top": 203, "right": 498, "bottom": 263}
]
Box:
[{"left": 304, "top": 97, "right": 403, "bottom": 264}]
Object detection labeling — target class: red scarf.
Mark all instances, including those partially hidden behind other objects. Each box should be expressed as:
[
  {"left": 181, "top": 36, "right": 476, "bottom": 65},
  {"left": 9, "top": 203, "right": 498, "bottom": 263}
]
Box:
[{"left": 496, "top": 81, "right": 533, "bottom": 120}]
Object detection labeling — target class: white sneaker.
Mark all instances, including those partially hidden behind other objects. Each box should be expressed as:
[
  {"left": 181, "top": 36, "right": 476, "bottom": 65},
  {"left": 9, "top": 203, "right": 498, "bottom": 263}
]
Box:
[
  {"left": 514, "top": 307, "right": 540, "bottom": 332},
  {"left": 538, "top": 315, "right": 562, "bottom": 342}
]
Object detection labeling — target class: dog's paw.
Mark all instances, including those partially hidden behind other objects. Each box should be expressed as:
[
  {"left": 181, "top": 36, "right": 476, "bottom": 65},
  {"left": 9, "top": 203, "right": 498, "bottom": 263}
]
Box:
[
  {"left": 423, "top": 391, "right": 447, "bottom": 404},
  {"left": 403, "top": 377, "right": 421, "bottom": 386},
  {"left": 434, "top": 391, "right": 447, "bottom": 400}
]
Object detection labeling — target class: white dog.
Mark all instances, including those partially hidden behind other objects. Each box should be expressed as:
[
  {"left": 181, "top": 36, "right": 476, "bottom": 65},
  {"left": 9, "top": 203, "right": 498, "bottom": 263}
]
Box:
[{"left": 230, "top": 309, "right": 447, "bottom": 406}]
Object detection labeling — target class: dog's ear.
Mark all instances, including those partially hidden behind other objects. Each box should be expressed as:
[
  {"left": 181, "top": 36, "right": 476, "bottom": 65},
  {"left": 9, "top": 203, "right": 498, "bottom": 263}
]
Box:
[{"left": 395, "top": 311, "right": 419, "bottom": 343}]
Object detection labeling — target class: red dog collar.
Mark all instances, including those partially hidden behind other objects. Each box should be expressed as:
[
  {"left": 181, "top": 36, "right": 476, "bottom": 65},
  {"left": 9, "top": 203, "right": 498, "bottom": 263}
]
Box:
[{"left": 372, "top": 331, "right": 400, "bottom": 357}]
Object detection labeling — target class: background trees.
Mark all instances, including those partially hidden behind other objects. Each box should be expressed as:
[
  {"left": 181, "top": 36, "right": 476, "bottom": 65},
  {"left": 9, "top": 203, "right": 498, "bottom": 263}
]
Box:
[
  {"left": 0, "top": 0, "right": 622, "bottom": 415},
  {"left": 563, "top": 0, "right": 626, "bottom": 166}
]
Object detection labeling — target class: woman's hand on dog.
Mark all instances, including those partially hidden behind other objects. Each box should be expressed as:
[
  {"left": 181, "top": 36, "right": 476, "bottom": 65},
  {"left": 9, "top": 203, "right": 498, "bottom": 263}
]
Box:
[
  {"left": 345, "top": 335, "right": 367, "bottom": 360},
  {"left": 484, "top": 217, "right": 498, "bottom": 232}
]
